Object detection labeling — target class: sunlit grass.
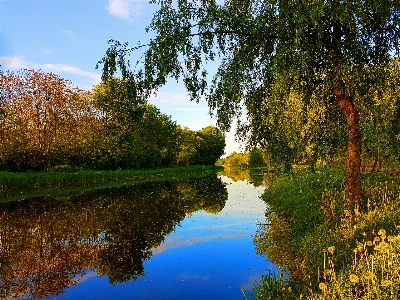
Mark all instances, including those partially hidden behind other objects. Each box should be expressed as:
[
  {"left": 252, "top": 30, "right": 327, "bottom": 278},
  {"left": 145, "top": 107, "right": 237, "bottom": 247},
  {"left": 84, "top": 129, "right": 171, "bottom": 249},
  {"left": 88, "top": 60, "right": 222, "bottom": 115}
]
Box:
[
  {"left": 310, "top": 229, "right": 400, "bottom": 300},
  {"left": 253, "top": 168, "right": 400, "bottom": 299},
  {"left": 0, "top": 165, "right": 222, "bottom": 190}
]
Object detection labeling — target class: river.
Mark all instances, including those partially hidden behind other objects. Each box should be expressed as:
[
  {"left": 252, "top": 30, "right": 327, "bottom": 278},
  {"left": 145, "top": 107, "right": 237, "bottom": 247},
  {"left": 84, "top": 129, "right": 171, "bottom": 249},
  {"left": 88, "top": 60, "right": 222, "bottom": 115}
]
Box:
[{"left": 0, "top": 174, "right": 277, "bottom": 299}]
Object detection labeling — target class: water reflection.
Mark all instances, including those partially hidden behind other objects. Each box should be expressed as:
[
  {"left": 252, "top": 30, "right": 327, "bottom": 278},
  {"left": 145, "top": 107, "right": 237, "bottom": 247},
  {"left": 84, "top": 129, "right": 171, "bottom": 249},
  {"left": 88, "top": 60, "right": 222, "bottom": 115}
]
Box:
[
  {"left": 0, "top": 176, "right": 228, "bottom": 299},
  {"left": 221, "top": 167, "right": 273, "bottom": 187}
]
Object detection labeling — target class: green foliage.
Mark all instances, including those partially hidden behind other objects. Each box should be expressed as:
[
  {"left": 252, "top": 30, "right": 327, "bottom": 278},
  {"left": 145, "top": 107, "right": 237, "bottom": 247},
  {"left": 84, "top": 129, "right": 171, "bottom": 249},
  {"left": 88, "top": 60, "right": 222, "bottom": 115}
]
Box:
[
  {"left": 223, "top": 152, "right": 249, "bottom": 168},
  {"left": 248, "top": 148, "right": 266, "bottom": 168},
  {"left": 0, "top": 70, "right": 225, "bottom": 171},
  {"left": 98, "top": 0, "right": 399, "bottom": 153},
  {"left": 251, "top": 272, "right": 288, "bottom": 300},
  {"left": 98, "top": 0, "right": 400, "bottom": 204},
  {"left": 253, "top": 169, "right": 400, "bottom": 299},
  {"left": 92, "top": 77, "right": 145, "bottom": 123},
  {"left": 357, "top": 60, "right": 400, "bottom": 168},
  {"left": 92, "top": 81, "right": 226, "bottom": 169},
  {"left": 262, "top": 169, "right": 345, "bottom": 237},
  {"left": 189, "top": 126, "right": 225, "bottom": 165},
  {"left": 222, "top": 148, "right": 269, "bottom": 169}
]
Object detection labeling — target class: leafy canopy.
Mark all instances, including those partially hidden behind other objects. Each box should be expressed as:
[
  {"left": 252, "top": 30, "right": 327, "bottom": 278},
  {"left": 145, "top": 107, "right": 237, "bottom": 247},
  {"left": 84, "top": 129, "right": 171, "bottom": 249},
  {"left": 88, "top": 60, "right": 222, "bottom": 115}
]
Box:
[{"left": 98, "top": 0, "right": 400, "bottom": 134}]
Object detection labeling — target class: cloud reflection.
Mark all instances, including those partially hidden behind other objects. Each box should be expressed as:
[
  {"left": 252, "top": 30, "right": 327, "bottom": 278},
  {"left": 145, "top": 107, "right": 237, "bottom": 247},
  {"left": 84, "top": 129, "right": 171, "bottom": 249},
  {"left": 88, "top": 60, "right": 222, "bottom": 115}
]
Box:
[{"left": 152, "top": 233, "right": 242, "bottom": 255}]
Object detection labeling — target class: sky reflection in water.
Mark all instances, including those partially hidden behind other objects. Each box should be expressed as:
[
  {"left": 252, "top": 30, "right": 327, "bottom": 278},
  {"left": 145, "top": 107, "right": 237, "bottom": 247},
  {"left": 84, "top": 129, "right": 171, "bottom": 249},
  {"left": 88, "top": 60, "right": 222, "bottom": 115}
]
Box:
[{"left": 50, "top": 176, "right": 277, "bottom": 300}]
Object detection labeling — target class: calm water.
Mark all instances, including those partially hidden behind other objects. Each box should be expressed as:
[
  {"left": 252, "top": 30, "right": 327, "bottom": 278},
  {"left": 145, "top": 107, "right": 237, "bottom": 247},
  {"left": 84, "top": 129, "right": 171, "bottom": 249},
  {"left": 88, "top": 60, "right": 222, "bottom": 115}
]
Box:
[{"left": 0, "top": 174, "right": 277, "bottom": 299}]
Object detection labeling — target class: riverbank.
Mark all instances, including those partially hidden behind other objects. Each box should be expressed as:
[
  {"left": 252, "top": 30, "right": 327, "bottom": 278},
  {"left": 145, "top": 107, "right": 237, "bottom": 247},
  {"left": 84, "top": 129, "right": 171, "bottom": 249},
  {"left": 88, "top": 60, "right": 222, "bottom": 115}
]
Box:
[
  {"left": 252, "top": 168, "right": 400, "bottom": 299},
  {"left": 0, "top": 165, "right": 222, "bottom": 189},
  {"left": 0, "top": 166, "right": 223, "bottom": 202}
]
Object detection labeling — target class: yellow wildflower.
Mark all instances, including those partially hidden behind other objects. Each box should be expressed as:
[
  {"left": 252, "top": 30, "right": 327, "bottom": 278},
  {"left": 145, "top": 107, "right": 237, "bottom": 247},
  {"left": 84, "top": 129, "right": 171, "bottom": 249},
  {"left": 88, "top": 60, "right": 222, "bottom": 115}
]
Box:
[
  {"left": 379, "top": 241, "right": 389, "bottom": 253},
  {"left": 374, "top": 236, "right": 380, "bottom": 243},
  {"left": 357, "top": 242, "right": 363, "bottom": 251},
  {"left": 378, "top": 229, "right": 386, "bottom": 236},
  {"left": 381, "top": 279, "right": 391, "bottom": 287},
  {"left": 349, "top": 274, "right": 359, "bottom": 284},
  {"left": 366, "top": 241, "right": 373, "bottom": 247},
  {"left": 327, "top": 246, "right": 335, "bottom": 254},
  {"left": 387, "top": 235, "right": 395, "bottom": 242},
  {"left": 319, "top": 282, "right": 327, "bottom": 290},
  {"left": 363, "top": 271, "right": 374, "bottom": 280}
]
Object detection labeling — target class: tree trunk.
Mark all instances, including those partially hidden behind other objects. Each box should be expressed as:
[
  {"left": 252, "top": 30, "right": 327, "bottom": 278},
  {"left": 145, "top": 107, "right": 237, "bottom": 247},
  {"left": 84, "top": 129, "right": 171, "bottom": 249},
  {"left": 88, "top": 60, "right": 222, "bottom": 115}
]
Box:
[
  {"left": 332, "top": 16, "right": 362, "bottom": 205},
  {"left": 333, "top": 77, "right": 362, "bottom": 205}
]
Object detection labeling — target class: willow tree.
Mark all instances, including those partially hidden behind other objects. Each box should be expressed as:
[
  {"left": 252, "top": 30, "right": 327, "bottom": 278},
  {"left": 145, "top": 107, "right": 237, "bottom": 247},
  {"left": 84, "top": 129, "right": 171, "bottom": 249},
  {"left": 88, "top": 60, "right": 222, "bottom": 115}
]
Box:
[{"left": 98, "top": 0, "right": 400, "bottom": 205}]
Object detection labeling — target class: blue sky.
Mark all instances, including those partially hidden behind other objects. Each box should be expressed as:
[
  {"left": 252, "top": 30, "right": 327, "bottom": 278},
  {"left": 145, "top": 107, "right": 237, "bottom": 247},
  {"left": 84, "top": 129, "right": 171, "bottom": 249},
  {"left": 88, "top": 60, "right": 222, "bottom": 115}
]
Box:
[{"left": 0, "top": 0, "right": 243, "bottom": 155}]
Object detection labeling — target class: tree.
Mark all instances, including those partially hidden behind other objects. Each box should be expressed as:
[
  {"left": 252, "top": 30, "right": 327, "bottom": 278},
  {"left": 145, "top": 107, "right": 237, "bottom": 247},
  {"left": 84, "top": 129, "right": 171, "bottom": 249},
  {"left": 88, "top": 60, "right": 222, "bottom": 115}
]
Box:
[
  {"left": 132, "top": 104, "right": 178, "bottom": 167},
  {"left": 98, "top": 0, "right": 400, "bottom": 205},
  {"left": 93, "top": 79, "right": 179, "bottom": 168},
  {"left": 0, "top": 69, "right": 100, "bottom": 170},
  {"left": 190, "top": 125, "right": 225, "bottom": 165},
  {"left": 175, "top": 125, "right": 198, "bottom": 165}
]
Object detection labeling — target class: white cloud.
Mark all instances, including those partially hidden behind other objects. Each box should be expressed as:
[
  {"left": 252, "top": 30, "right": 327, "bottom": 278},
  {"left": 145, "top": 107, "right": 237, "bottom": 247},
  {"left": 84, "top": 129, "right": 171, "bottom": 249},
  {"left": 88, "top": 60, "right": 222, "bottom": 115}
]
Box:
[
  {"left": 62, "top": 29, "right": 73, "bottom": 35},
  {"left": 0, "top": 56, "right": 101, "bottom": 83},
  {"left": 107, "top": 0, "right": 130, "bottom": 19},
  {"left": 106, "top": 0, "right": 146, "bottom": 19},
  {"left": 0, "top": 56, "right": 27, "bottom": 69}
]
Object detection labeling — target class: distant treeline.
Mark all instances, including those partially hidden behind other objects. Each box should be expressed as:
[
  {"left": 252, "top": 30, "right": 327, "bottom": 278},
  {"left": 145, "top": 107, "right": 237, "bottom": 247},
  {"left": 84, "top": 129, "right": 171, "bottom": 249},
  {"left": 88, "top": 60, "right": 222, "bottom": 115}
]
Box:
[
  {"left": 0, "top": 69, "right": 225, "bottom": 171},
  {"left": 217, "top": 148, "right": 269, "bottom": 169}
]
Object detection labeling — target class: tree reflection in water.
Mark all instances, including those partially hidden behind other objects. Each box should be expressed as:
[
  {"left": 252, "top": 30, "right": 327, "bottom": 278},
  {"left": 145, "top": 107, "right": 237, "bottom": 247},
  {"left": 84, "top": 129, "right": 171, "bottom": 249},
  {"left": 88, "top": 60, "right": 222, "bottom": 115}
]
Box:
[
  {"left": 0, "top": 175, "right": 228, "bottom": 299},
  {"left": 221, "top": 166, "right": 273, "bottom": 187}
]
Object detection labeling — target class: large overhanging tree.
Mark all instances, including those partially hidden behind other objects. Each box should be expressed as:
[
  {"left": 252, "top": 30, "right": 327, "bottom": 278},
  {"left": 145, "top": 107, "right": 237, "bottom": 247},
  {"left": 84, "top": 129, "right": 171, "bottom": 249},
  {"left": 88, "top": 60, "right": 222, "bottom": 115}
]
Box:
[{"left": 98, "top": 0, "right": 400, "bottom": 205}]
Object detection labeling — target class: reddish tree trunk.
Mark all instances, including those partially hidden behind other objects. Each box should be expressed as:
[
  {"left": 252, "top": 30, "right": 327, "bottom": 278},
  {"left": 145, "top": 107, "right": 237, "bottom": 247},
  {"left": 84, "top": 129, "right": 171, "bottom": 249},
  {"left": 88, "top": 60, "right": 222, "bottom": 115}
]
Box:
[{"left": 333, "top": 76, "right": 362, "bottom": 204}]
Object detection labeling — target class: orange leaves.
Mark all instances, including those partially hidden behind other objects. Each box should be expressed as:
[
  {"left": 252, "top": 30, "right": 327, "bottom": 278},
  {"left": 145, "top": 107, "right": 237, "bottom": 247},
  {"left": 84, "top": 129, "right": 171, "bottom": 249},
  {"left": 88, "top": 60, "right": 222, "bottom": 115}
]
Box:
[{"left": 0, "top": 69, "right": 101, "bottom": 170}]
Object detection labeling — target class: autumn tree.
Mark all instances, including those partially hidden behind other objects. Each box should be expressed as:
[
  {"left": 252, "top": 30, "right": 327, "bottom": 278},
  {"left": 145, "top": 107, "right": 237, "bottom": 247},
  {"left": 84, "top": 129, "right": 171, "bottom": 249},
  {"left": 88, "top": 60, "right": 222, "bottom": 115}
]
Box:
[
  {"left": 98, "top": 0, "right": 400, "bottom": 205},
  {"left": 0, "top": 69, "right": 101, "bottom": 170}
]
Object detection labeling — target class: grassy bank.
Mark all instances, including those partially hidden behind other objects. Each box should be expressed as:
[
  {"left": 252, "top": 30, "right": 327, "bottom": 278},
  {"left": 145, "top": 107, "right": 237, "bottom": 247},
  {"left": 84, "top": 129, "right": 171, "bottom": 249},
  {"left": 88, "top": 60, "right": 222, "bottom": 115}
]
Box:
[
  {"left": 0, "top": 165, "right": 223, "bottom": 203},
  {"left": 0, "top": 165, "right": 222, "bottom": 192},
  {"left": 252, "top": 168, "right": 400, "bottom": 299}
]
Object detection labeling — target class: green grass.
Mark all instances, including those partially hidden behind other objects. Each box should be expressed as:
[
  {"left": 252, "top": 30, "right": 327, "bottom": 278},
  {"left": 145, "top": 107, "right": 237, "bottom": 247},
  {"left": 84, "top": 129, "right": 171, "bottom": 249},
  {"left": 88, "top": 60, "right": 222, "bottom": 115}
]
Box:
[
  {"left": 254, "top": 168, "right": 400, "bottom": 299},
  {"left": 262, "top": 168, "right": 346, "bottom": 240},
  {"left": 0, "top": 166, "right": 221, "bottom": 190}
]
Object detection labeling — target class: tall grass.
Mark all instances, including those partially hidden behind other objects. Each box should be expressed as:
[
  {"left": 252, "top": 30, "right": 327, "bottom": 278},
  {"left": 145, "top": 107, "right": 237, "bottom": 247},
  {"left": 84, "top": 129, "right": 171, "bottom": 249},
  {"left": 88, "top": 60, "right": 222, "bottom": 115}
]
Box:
[{"left": 253, "top": 168, "right": 400, "bottom": 299}]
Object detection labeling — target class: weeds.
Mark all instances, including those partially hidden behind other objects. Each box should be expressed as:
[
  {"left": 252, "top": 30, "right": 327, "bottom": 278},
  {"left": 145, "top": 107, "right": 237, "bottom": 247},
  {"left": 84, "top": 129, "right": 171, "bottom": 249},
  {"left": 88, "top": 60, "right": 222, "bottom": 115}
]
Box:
[
  {"left": 311, "top": 228, "right": 400, "bottom": 299},
  {"left": 253, "top": 168, "right": 400, "bottom": 299}
]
